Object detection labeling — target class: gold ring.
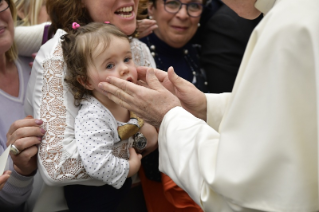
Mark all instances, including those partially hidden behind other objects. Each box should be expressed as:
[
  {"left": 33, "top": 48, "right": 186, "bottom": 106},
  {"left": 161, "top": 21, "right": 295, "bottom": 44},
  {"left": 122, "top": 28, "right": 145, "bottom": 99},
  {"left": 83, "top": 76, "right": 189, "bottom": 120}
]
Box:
[{"left": 10, "top": 144, "right": 21, "bottom": 155}]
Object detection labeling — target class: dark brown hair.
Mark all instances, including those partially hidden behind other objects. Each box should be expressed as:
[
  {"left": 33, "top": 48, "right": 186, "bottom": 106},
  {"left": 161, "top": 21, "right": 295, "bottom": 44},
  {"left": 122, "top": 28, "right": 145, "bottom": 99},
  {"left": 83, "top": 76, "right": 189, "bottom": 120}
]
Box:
[
  {"left": 62, "top": 22, "right": 129, "bottom": 106},
  {"left": 47, "top": 0, "right": 149, "bottom": 36}
]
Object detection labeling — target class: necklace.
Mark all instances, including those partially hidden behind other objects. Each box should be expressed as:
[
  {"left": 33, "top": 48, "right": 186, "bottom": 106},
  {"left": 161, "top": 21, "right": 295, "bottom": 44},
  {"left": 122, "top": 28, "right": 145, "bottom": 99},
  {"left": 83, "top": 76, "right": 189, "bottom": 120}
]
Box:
[{"left": 145, "top": 36, "right": 208, "bottom": 90}]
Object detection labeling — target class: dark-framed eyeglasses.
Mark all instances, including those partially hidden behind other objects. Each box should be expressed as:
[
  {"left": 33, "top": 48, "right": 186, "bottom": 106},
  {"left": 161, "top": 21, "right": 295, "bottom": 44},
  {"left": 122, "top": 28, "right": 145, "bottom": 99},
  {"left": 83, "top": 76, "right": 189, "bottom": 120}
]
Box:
[
  {"left": 163, "top": 0, "right": 203, "bottom": 17},
  {"left": 0, "top": 0, "right": 10, "bottom": 13}
]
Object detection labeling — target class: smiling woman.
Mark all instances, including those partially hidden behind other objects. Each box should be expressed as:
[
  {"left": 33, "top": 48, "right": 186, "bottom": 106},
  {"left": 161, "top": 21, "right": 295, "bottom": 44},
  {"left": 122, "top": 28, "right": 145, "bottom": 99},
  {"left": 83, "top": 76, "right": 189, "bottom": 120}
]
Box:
[
  {"left": 0, "top": 0, "right": 44, "bottom": 211},
  {"left": 140, "top": 0, "right": 208, "bottom": 92},
  {"left": 138, "top": 0, "right": 207, "bottom": 211},
  {"left": 21, "top": 0, "right": 156, "bottom": 211},
  {"left": 47, "top": 0, "right": 141, "bottom": 37}
]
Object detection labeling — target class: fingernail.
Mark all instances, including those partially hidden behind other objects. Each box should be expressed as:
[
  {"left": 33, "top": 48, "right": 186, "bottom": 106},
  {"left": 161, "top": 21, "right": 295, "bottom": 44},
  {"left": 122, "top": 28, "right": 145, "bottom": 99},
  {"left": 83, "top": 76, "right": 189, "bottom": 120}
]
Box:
[
  {"left": 40, "top": 128, "right": 46, "bottom": 134},
  {"left": 35, "top": 119, "right": 43, "bottom": 125},
  {"left": 38, "top": 137, "right": 42, "bottom": 141}
]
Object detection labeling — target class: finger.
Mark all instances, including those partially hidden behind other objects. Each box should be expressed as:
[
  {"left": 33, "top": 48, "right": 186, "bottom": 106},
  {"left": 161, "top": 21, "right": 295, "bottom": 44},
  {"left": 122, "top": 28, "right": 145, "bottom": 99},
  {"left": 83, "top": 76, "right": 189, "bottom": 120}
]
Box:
[
  {"left": 145, "top": 24, "right": 158, "bottom": 33},
  {"left": 136, "top": 80, "right": 150, "bottom": 89},
  {"left": 137, "top": 25, "right": 158, "bottom": 38},
  {"left": 136, "top": 66, "right": 149, "bottom": 81},
  {"left": 11, "top": 146, "right": 38, "bottom": 176},
  {"left": 167, "top": 66, "right": 191, "bottom": 91},
  {"left": 11, "top": 136, "right": 41, "bottom": 152},
  {"left": 12, "top": 145, "right": 38, "bottom": 161},
  {"left": 105, "top": 77, "right": 139, "bottom": 96},
  {"left": 146, "top": 68, "right": 166, "bottom": 91},
  {"left": 137, "top": 19, "right": 157, "bottom": 27},
  {"left": 32, "top": 52, "right": 37, "bottom": 59},
  {"left": 0, "top": 172, "right": 11, "bottom": 188},
  {"left": 98, "top": 80, "right": 135, "bottom": 110},
  {"left": 129, "top": 148, "right": 142, "bottom": 160},
  {"left": 3, "top": 170, "right": 12, "bottom": 175},
  {"left": 137, "top": 66, "right": 167, "bottom": 82},
  {"left": 7, "top": 118, "right": 43, "bottom": 138},
  {"left": 7, "top": 126, "right": 45, "bottom": 146}
]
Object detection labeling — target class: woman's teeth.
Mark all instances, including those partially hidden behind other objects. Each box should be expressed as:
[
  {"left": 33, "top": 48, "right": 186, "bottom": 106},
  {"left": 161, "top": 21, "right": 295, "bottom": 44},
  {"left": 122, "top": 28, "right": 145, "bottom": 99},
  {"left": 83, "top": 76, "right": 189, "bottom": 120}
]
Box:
[{"left": 116, "top": 6, "right": 133, "bottom": 18}]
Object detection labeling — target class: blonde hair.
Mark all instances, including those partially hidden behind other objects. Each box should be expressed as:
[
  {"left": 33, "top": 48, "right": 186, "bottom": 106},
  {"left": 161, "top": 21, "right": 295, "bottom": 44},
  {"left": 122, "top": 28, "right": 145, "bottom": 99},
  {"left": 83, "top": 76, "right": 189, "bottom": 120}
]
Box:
[
  {"left": 15, "top": 0, "right": 46, "bottom": 26},
  {"left": 62, "top": 22, "right": 129, "bottom": 106},
  {"left": 5, "top": 0, "right": 18, "bottom": 62}
]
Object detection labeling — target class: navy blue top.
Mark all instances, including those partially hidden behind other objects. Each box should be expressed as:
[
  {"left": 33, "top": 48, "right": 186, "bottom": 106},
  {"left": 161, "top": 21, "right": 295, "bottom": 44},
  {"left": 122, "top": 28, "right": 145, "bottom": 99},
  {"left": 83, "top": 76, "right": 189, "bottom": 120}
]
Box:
[{"left": 140, "top": 33, "right": 209, "bottom": 92}]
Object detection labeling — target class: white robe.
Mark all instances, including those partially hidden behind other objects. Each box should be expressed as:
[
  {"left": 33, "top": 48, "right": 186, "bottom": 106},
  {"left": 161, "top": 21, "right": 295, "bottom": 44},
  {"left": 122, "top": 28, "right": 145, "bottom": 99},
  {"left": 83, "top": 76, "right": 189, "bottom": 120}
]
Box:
[{"left": 158, "top": 0, "right": 319, "bottom": 211}]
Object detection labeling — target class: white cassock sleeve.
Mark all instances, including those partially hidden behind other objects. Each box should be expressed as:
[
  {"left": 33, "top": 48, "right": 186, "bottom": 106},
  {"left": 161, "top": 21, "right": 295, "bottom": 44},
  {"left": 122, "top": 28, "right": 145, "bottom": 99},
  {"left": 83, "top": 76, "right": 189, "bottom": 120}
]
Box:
[{"left": 158, "top": 0, "right": 319, "bottom": 211}]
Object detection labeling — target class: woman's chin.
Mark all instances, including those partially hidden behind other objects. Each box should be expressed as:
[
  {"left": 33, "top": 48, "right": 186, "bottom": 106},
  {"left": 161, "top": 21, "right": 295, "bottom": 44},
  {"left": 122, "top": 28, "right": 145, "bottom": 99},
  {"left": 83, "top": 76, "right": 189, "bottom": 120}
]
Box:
[{"left": 118, "top": 24, "right": 137, "bottom": 36}]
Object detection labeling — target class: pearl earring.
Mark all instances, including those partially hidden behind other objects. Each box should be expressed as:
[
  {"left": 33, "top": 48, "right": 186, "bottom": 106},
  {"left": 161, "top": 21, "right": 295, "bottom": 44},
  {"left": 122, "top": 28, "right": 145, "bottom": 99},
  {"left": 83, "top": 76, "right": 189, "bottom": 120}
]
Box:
[
  {"left": 198, "top": 23, "right": 201, "bottom": 27},
  {"left": 149, "top": 16, "right": 153, "bottom": 19}
]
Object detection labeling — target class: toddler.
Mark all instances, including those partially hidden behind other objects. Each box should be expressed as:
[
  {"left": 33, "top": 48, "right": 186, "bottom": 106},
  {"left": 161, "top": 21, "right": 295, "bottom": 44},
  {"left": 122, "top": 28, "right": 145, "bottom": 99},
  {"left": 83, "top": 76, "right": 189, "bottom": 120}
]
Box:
[{"left": 61, "top": 22, "right": 158, "bottom": 212}]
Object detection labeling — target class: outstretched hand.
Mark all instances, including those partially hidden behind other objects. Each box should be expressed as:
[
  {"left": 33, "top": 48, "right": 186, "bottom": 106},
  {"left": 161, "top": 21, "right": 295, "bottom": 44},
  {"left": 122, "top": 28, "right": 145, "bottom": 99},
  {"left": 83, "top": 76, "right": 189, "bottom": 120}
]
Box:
[
  {"left": 137, "top": 66, "right": 207, "bottom": 121},
  {"left": 98, "top": 68, "right": 181, "bottom": 127}
]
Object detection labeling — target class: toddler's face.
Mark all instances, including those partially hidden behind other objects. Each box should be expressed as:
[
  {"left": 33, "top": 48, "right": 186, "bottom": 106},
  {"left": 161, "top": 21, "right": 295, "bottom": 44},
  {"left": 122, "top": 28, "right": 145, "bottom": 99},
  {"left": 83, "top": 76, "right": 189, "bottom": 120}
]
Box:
[{"left": 85, "top": 36, "right": 137, "bottom": 96}]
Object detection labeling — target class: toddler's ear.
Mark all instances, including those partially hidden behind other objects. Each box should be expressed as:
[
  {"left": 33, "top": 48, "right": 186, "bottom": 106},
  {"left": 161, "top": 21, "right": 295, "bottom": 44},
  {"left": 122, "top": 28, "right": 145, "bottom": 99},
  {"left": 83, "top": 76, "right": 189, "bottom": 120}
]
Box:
[{"left": 77, "top": 76, "right": 94, "bottom": 90}]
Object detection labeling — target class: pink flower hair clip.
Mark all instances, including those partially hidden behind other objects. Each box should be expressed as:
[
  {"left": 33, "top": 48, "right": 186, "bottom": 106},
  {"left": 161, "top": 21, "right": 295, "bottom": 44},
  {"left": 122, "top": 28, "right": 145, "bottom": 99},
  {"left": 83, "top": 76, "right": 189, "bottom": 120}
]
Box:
[{"left": 72, "top": 22, "right": 80, "bottom": 30}]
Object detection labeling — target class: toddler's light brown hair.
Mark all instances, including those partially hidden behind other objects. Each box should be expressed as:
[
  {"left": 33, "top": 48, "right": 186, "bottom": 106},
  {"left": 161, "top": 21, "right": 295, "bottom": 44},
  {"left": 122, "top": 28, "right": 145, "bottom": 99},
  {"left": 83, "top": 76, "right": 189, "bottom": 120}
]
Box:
[{"left": 61, "top": 22, "right": 129, "bottom": 106}]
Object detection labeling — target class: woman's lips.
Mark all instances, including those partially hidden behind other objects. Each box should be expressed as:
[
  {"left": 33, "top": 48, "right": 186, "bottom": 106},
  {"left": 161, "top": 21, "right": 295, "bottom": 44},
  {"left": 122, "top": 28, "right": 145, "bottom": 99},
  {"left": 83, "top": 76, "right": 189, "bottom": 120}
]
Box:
[{"left": 171, "top": 26, "right": 189, "bottom": 31}]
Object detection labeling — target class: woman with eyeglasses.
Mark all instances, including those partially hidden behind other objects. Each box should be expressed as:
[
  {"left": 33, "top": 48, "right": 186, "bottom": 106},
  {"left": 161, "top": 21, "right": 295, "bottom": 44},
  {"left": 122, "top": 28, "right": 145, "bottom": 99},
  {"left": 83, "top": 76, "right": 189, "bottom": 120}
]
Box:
[
  {"left": 0, "top": 0, "right": 45, "bottom": 211},
  {"left": 138, "top": 0, "right": 207, "bottom": 211},
  {"left": 140, "top": 0, "right": 208, "bottom": 92}
]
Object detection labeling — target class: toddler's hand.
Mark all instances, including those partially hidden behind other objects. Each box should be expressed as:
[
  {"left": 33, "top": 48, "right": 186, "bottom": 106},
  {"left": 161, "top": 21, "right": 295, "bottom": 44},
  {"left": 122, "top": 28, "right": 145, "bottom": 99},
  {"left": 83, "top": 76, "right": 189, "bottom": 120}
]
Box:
[
  {"left": 128, "top": 148, "right": 142, "bottom": 177},
  {"left": 140, "top": 123, "right": 158, "bottom": 157}
]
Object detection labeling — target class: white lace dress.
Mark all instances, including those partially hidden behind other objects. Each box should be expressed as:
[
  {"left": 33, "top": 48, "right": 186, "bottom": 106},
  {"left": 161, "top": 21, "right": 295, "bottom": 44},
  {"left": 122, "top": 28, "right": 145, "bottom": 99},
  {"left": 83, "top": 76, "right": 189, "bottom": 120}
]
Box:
[{"left": 24, "top": 29, "right": 155, "bottom": 211}]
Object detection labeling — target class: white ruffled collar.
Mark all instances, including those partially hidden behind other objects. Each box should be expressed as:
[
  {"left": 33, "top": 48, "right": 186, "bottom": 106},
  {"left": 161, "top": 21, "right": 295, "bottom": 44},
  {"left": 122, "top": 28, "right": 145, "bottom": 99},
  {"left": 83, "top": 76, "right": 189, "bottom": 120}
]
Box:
[{"left": 255, "top": 0, "right": 276, "bottom": 14}]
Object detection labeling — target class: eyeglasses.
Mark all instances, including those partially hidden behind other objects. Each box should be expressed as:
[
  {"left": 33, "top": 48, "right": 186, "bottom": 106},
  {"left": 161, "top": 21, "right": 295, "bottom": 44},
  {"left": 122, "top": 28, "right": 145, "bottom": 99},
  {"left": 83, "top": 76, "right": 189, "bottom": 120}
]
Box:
[
  {"left": 0, "top": 0, "right": 9, "bottom": 13},
  {"left": 163, "top": 0, "right": 203, "bottom": 17}
]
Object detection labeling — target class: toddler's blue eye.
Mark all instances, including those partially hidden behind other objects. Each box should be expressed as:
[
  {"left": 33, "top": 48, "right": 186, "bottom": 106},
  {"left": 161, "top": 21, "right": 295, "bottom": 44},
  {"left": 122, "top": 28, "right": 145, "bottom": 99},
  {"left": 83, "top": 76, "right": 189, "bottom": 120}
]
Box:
[
  {"left": 124, "top": 58, "right": 131, "bottom": 63},
  {"left": 106, "top": 64, "right": 114, "bottom": 69}
]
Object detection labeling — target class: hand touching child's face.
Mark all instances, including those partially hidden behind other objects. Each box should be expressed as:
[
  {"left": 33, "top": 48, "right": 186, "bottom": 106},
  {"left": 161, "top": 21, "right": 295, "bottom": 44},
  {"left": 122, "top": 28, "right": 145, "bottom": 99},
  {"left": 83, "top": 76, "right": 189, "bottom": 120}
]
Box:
[{"left": 84, "top": 36, "right": 137, "bottom": 99}]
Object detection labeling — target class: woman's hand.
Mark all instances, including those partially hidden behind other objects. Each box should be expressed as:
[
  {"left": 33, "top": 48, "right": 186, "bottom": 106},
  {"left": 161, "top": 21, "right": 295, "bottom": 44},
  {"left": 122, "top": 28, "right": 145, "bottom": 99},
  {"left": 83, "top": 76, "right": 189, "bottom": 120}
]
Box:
[
  {"left": 0, "top": 170, "right": 11, "bottom": 190},
  {"left": 137, "top": 66, "right": 207, "bottom": 121},
  {"left": 6, "top": 116, "right": 45, "bottom": 176},
  {"left": 28, "top": 52, "right": 37, "bottom": 68},
  {"left": 136, "top": 19, "right": 158, "bottom": 39},
  {"left": 139, "top": 123, "right": 158, "bottom": 157},
  {"left": 98, "top": 68, "right": 181, "bottom": 127}
]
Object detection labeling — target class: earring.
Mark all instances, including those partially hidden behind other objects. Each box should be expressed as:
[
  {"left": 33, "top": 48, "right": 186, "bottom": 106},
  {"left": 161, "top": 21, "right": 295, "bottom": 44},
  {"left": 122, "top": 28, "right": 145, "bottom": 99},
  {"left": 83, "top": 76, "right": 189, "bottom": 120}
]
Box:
[
  {"left": 198, "top": 23, "right": 201, "bottom": 27},
  {"left": 149, "top": 16, "right": 153, "bottom": 19}
]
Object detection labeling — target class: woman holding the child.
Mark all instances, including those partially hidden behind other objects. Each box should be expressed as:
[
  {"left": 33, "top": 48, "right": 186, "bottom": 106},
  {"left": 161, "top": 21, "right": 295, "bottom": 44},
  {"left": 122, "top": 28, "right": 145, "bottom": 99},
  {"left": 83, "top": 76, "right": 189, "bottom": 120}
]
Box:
[{"left": 21, "top": 0, "right": 157, "bottom": 211}]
